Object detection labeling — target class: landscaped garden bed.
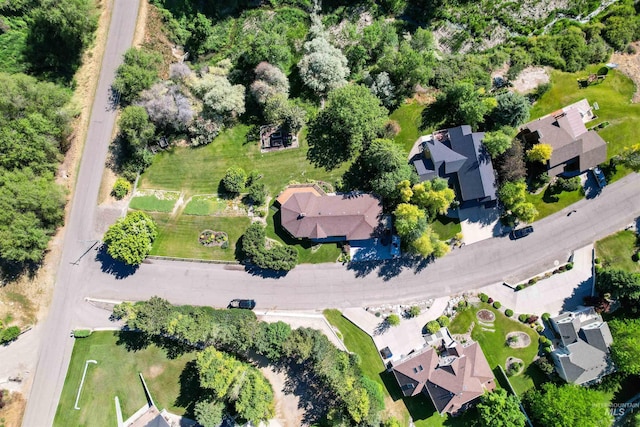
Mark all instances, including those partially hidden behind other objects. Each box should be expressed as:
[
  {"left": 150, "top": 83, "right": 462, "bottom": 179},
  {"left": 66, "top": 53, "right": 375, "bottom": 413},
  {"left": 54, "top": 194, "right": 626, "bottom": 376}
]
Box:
[
  {"left": 198, "top": 230, "right": 228, "bottom": 248},
  {"left": 515, "top": 262, "right": 574, "bottom": 291}
]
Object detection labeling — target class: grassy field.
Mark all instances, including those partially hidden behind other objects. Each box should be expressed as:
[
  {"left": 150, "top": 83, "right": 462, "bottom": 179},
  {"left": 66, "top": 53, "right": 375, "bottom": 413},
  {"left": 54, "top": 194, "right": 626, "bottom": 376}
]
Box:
[
  {"left": 183, "top": 195, "right": 229, "bottom": 216},
  {"left": 525, "top": 187, "right": 583, "bottom": 220},
  {"left": 149, "top": 213, "right": 249, "bottom": 261},
  {"left": 54, "top": 332, "right": 197, "bottom": 427},
  {"left": 129, "top": 195, "right": 177, "bottom": 213},
  {"left": 323, "top": 310, "right": 475, "bottom": 427},
  {"left": 449, "top": 303, "right": 542, "bottom": 394},
  {"left": 139, "top": 125, "right": 346, "bottom": 198},
  {"left": 390, "top": 102, "right": 427, "bottom": 153},
  {"left": 531, "top": 66, "right": 640, "bottom": 162},
  {"left": 595, "top": 230, "right": 640, "bottom": 273}
]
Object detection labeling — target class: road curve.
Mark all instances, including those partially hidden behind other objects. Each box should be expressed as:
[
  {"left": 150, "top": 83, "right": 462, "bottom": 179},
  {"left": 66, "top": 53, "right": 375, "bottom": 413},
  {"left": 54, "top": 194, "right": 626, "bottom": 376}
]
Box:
[{"left": 21, "top": 1, "right": 140, "bottom": 425}]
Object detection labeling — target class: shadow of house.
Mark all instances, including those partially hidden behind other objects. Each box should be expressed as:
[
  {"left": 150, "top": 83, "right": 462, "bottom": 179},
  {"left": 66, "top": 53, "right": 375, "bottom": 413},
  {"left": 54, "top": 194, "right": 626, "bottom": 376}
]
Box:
[
  {"left": 115, "top": 373, "right": 175, "bottom": 427},
  {"left": 409, "top": 126, "right": 498, "bottom": 210},
  {"left": 519, "top": 99, "right": 607, "bottom": 177}
]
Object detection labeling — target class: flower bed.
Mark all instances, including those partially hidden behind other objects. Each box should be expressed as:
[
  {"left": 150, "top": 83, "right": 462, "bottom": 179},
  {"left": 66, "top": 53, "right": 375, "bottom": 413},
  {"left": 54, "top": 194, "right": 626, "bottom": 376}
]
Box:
[
  {"left": 477, "top": 309, "right": 495, "bottom": 322},
  {"left": 515, "top": 262, "right": 574, "bottom": 291},
  {"left": 199, "top": 230, "right": 229, "bottom": 247}
]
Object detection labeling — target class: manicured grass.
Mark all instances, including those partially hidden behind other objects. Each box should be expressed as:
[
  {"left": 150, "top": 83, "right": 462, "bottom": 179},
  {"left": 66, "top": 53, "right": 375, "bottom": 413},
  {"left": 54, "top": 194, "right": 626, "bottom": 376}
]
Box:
[
  {"left": 265, "top": 206, "right": 341, "bottom": 264},
  {"left": 390, "top": 102, "right": 427, "bottom": 153},
  {"left": 323, "top": 310, "right": 473, "bottom": 427},
  {"left": 432, "top": 216, "right": 462, "bottom": 241},
  {"left": 129, "top": 195, "right": 177, "bottom": 213},
  {"left": 139, "top": 125, "right": 346, "bottom": 198},
  {"left": 149, "top": 213, "right": 249, "bottom": 261},
  {"left": 183, "top": 195, "right": 229, "bottom": 216},
  {"left": 596, "top": 230, "right": 640, "bottom": 273},
  {"left": 54, "top": 332, "right": 197, "bottom": 427},
  {"left": 525, "top": 186, "right": 584, "bottom": 219},
  {"left": 449, "top": 303, "right": 541, "bottom": 395},
  {"left": 531, "top": 66, "right": 640, "bottom": 162}
]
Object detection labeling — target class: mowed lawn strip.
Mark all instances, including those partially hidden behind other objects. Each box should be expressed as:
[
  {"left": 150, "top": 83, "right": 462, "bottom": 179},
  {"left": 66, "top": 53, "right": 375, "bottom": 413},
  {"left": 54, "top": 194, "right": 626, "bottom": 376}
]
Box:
[
  {"left": 129, "top": 195, "right": 177, "bottom": 213},
  {"left": 390, "top": 102, "right": 426, "bottom": 153},
  {"left": 149, "top": 213, "right": 249, "bottom": 261},
  {"left": 596, "top": 230, "right": 640, "bottom": 273},
  {"left": 449, "top": 304, "right": 541, "bottom": 394},
  {"left": 139, "top": 125, "right": 346, "bottom": 198},
  {"left": 525, "top": 187, "right": 583, "bottom": 220},
  {"left": 54, "top": 332, "right": 196, "bottom": 427}
]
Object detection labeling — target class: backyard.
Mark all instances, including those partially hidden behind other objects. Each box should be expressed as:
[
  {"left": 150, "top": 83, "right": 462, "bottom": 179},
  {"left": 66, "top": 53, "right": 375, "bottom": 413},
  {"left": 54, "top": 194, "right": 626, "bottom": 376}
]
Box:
[
  {"left": 54, "top": 332, "right": 198, "bottom": 427},
  {"left": 448, "top": 303, "right": 543, "bottom": 395},
  {"left": 595, "top": 230, "right": 640, "bottom": 273}
]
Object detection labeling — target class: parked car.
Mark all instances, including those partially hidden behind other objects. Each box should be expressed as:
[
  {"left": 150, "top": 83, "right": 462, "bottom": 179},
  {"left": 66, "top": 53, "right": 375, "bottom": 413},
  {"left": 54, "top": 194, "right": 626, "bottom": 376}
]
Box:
[
  {"left": 510, "top": 225, "right": 534, "bottom": 240},
  {"left": 228, "top": 299, "right": 256, "bottom": 310},
  {"left": 592, "top": 167, "right": 607, "bottom": 188}
]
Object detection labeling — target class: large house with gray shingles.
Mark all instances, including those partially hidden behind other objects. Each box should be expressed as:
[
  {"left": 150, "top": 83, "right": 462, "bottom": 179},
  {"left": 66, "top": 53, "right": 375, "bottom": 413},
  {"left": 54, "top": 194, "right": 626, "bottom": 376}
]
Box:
[
  {"left": 391, "top": 329, "right": 495, "bottom": 416},
  {"left": 519, "top": 99, "right": 607, "bottom": 177},
  {"left": 410, "top": 125, "right": 497, "bottom": 208},
  {"left": 549, "top": 307, "right": 614, "bottom": 385}
]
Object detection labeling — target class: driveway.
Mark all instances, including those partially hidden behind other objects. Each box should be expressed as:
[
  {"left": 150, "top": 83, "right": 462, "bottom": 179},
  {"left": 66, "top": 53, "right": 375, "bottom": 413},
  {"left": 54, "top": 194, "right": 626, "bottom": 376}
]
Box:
[{"left": 459, "top": 205, "right": 509, "bottom": 244}]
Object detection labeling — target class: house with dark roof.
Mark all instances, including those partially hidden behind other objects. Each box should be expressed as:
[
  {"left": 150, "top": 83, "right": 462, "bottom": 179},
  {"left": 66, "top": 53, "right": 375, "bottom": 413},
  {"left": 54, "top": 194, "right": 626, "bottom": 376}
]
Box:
[
  {"left": 549, "top": 307, "right": 615, "bottom": 385},
  {"left": 409, "top": 125, "right": 497, "bottom": 208},
  {"left": 391, "top": 329, "right": 495, "bottom": 416},
  {"left": 276, "top": 185, "right": 383, "bottom": 243},
  {"left": 519, "top": 99, "right": 607, "bottom": 176}
]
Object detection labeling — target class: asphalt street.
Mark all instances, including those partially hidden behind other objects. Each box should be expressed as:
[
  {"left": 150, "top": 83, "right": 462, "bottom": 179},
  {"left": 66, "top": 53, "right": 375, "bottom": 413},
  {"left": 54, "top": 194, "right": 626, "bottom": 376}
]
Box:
[{"left": 18, "top": 0, "right": 640, "bottom": 423}]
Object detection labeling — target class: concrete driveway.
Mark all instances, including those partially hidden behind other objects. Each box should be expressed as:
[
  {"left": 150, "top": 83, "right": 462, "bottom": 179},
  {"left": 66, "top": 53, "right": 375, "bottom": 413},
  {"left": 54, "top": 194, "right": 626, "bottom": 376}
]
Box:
[{"left": 459, "top": 205, "right": 509, "bottom": 245}]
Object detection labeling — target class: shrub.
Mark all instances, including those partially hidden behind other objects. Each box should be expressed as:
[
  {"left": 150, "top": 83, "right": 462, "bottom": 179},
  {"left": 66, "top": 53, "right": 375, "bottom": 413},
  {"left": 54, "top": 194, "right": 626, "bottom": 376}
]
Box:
[
  {"left": 632, "top": 252, "right": 640, "bottom": 262},
  {"left": 538, "top": 336, "right": 547, "bottom": 344},
  {"left": 426, "top": 320, "right": 441, "bottom": 334},
  {"left": 543, "top": 346, "right": 552, "bottom": 354},
  {"left": 516, "top": 284, "right": 524, "bottom": 291},
  {"left": 437, "top": 315, "right": 450, "bottom": 327},
  {"left": 221, "top": 166, "right": 247, "bottom": 194},
  {"left": 0, "top": 326, "right": 21, "bottom": 343},
  {"left": 487, "top": 297, "right": 494, "bottom": 304},
  {"left": 566, "top": 262, "right": 574, "bottom": 270},
  {"left": 594, "top": 257, "right": 601, "bottom": 264},
  {"left": 493, "top": 301, "right": 501, "bottom": 309},
  {"left": 505, "top": 309, "right": 514, "bottom": 317},
  {"left": 375, "top": 312, "right": 381, "bottom": 318},
  {"left": 479, "top": 293, "right": 489, "bottom": 303},
  {"left": 112, "top": 178, "right": 132, "bottom": 199},
  {"left": 542, "top": 313, "right": 551, "bottom": 321},
  {"left": 558, "top": 265, "right": 566, "bottom": 272},
  {"left": 519, "top": 314, "right": 528, "bottom": 323},
  {"left": 387, "top": 314, "right": 400, "bottom": 326},
  {"left": 73, "top": 329, "right": 92, "bottom": 338},
  {"left": 457, "top": 300, "right": 467, "bottom": 308},
  {"left": 242, "top": 222, "right": 298, "bottom": 271},
  {"left": 247, "top": 181, "right": 267, "bottom": 205},
  {"left": 408, "top": 306, "right": 421, "bottom": 317},
  {"left": 527, "top": 315, "right": 539, "bottom": 324}
]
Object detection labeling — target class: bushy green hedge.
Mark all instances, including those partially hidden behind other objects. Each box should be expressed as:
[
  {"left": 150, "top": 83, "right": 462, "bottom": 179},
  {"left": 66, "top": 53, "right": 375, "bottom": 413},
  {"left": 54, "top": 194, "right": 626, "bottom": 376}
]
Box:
[
  {"left": 73, "top": 329, "right": 92, "bottom": 338},
  {"left": 505, "top": 309, "right": 514, "bottom": 317},
  {"left": 0, "top": 326, "right": 20, "bottom": 343},
  {"left": 242, "top": 223, "right": 298, "bottom": 271},
  {"left": 479, "top": 293, "right": 489, "bottom": 303}
]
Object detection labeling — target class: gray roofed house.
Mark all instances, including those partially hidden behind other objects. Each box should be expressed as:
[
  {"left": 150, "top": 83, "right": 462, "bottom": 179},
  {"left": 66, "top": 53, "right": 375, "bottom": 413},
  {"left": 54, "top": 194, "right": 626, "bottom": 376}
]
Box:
[
  {"left": 550, "top": 307, "right": 615, "bottom": 385},
  {"left": 391, "top": 329, "right": 495, "bottom": 416},
  {"left": 409, "top": 125, "right": 497, "bottom": 207},
  {"left": 519, "top": 99, "right": 607, "bottom": 176}
]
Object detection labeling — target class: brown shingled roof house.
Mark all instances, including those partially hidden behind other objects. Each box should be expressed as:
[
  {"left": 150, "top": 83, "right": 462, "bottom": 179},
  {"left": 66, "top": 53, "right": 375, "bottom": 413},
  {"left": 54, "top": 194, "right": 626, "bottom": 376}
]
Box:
[
  {"left": 277, "top": 185, "right": 382, "bottom": 242},
  {"left": 391, "top": 332, "right": 495, "bottom": 416},
  {"left": 519, "top": 99, "right": 606, "bottom": 176}
]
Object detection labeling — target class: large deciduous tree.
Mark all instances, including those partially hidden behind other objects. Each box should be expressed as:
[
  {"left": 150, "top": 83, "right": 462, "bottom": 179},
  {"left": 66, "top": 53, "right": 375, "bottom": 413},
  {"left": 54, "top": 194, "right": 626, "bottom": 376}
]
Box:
[
  {"left": 436, "top": 82, "right": 489, "bottom": 129},
  {"left": 596, "top": 268, "right": 640, "bottom": 311},
  {"left": 250, "top": 62, "right": 289, "bottom": 105},
  {"left": 483, "top": 128, "right": 515, "bottom": 158},
  {"left": 191, "top": 72, "right": 246, "bottom": 120},
  {"left": 477, "top": 389, "right": 526, "bottom": 427},
  {"left": 608, "top": 318, "right": 640, "bottom": 375},
  {"left": 498, "top": 180, "right": 538, "bottom": 223},
  {"left": 103, "top": 211, "right": 157, "bottom": 266},
  {"left": 137, "top": 82, "right": 194, "bottom": 131},
  {"left": 527, "top": 143, "right": 553, "bottom": 163},
  {"left": 307, "top": 84, "right": 387, "bottom": 170},
  {"left": 113, "top": 48, "right": 162, "bottom": 104}
]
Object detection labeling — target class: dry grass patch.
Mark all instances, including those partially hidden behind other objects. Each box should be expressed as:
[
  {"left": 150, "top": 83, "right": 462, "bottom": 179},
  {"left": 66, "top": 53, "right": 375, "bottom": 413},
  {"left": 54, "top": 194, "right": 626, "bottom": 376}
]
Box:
[{"left": 0, "top": 392, "right": 26, "bottom": 427}]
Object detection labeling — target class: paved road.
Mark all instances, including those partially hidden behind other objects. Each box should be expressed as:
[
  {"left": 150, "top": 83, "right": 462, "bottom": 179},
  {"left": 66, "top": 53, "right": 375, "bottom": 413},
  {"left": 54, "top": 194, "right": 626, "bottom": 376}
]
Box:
[{"left": 21, "top": 1, "right": 140, "bottom": 425}]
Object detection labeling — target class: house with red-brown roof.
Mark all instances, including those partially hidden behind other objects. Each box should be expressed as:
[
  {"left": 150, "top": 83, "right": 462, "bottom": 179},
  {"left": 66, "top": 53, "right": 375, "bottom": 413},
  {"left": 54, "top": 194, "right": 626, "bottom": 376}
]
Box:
[
  {"left": 391, "top": 329, "right": 495, "bottom": 416},
  {"left": 276, "top": 185, "right": 383, "bottom": 244}
]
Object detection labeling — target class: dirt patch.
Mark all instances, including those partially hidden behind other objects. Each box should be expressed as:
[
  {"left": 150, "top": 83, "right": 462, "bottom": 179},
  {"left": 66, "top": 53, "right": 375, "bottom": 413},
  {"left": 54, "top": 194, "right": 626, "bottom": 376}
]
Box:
[
  {"left": 506, "top": 331, "right": 531, "bottom": 348},
  {"left": 254, "top": 360, "right": 304, "bottom": 427},
  {"left": 476, "top": 309, "right": 495, "bottom": 322},
  {"left": 512, "top": 66, "right": 551, "bottom": 93},
  {"left": 146, "top": 364, "right": 165, "bottom": 379},
  {"left": 611, "top": 41, "right": 640, "bottom": 103},
  {"left": 0, "top": 391, "right": 26, "bottom": 427},
  {"left": 142, "top": 3, "right": 176, "bottom": 79}
]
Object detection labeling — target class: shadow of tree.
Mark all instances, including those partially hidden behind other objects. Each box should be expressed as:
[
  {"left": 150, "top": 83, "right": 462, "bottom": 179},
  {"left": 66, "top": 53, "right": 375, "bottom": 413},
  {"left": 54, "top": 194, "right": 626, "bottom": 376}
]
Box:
[
  {"left": 243, "top": 264, "right": 289, "bottom": 278},
  {"left": 374, "top": 320, "right": 390, "bottom": 336},
  {"left": 175, "top": 360, "right": 206, "bottom": 419},
  {"left": 281, "top": 361, "right": 336, "bottom": 425},
  {"left": 95, "top": 245, "right": 139, "bottom": 279},
  {"left": 114, "top": 330, "right": 151, "bottom": 352}
]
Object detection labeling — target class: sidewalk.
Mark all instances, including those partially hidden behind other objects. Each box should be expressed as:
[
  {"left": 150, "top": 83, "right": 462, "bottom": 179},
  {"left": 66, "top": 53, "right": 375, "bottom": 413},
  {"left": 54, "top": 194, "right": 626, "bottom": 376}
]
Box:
[{"left": 342, "top": 297, "right": 450, "bottom": 362}]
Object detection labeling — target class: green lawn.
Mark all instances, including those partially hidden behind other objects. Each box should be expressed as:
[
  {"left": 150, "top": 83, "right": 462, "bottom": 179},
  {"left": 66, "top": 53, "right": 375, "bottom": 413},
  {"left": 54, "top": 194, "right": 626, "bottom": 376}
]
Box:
[
  {"left": 432, "top": 216, "right": 462, "bottom": 241},
  {"left": 531, "top": 66, "right": 640, "bottom": 162},
  {"left": 525, "top": 187, "right": 584, "bottom": 219},
  {"left": 324, "top": 310, "right": 474, "bottom": 427},
  {"left": 54, "top": 332, "right": 198, "bottom": 427},
  {"left": 265, "top": 205, "right": 341, "bottom": 264},
  {"left": 149, "top": 213, "right": 249, "bottom": 261},
  {"left": 449, "top": 303, "right": 542, "bottom": 395},
  {"left": 139, "top": 125, "right": 346, "bottom": 198},
  {"left": 129, "top": 195, "right": 177, "bottom": 213},
  {"left": 595, "top": 230, "right": 640, "bottom": 273},
  {"left": 390, "top": 102, "right": 427, "bottom": 153},
  {"left": 183, "top": 195, "right": 229, "bottom": 216}
]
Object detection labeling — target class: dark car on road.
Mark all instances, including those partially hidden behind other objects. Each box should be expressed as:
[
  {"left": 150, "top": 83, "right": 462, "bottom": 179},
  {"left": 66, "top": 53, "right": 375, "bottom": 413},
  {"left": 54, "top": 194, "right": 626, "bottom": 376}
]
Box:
[
  {"left": 510, "top": 225, "right": 534, "bottom": 240},
  {"left": 228, "top": 299, "right": 256, "bottom": 310}
]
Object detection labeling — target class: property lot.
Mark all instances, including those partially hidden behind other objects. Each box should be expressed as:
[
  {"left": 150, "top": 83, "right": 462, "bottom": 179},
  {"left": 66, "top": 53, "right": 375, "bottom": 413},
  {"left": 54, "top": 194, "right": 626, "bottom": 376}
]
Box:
[{"left": 595, "top": 230, "right": 640, "bottom": 273}]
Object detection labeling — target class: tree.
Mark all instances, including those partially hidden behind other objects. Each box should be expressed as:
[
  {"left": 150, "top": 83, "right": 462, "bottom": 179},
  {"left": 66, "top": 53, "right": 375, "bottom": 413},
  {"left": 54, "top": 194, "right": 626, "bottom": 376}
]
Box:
[
  {"left": 609, "top": 318, "right": 640, "bottom": 375},
  {"left": 409, "top": 178, "right": 456, "bottom": 220},
  {"left": 477, "top": 389, "right": 526, "bottom": 427},
  {"left": 496, "top": 138, "right": 527, "bottom": 182},
  {"left": 490, "top": 92, "right": 530, "bottom": 129},
  {"left": 197, "top": 347, "right": 245, "bottom": 399},
  {"left": 247, "top": 181, "right": 267, "bottom": 205},
  {"left": 498, "top": 180, "right": 538, "bottom": 223},
  {"left": 194, "top": 400, "right": 225, "bottom": 427},
  {"left": 298, "top": 14, "right": 349, "bottom": 95},
  {"left": 393, "top": 203, "right": 427, "bottom": 242},
  {"left": 119, "top": 106, "right": 156, "bottom": 152},
  {"left": 387, "top": 314, "right": 400, "bottom": 326},
  {"left": 241, "top": 223, "right": 298, "bottom": 271},
  {"left": 186, "top": 13, "right": 213, "bottom": 57},
  {"left": 191, "top": 72, "right": 245, "bottom": 120},
  {"left": 426, "top": 320, "right": 440, "bottom": 334},
  {"left": 250, "top": 62, "right": 289, "bottom": 105},
  {"left": 483, "top": 129, "right": 514, "bottom": 158},
  {"left": 188, "top": 117, "right": 223, "bottom": 147},
  {"left": 221, "top": 167, "right": 247, "bottom": 195},
  {"left": 436, "top": 82, "right": 489, "bottom": 129},
  {"left": 596, "top": 268, "right": 640, "bottom": 310},
  {"left": 410, "top": 227, "right": 449, "bottom": 258},
  {"left": 111, "top": 178, "right": 131, "bottom": 199},
  {"left": 307, "top": 84, "right": 387, "bottom": 170},
  {"left": 263, "top": 95, "right": 307, "bottom": 134},
  {"left": 112, "top": 48, "right": 161, "bottom": 103},
  {"left": 234, "top": 368, "right": 275, "bottom": 424},
  {"left": 368, "top": 72, "right": 396, "bottom": 108},
  {"left": 103, "top": 211, "right": 157, "bottom": 265},
  {"left": 527, "top": 143, "right": 553, "bottom": 163},
  {"left": 126, "top": 296, "right": 173, "bottom": 336},
  {"left": 524, "top": 382, "right": 613, "bottom": 427},
  {"left": 437, "top": 315, "right": 450, "bottom": 327},
  {"left": 255, "top": 321, "right": 292, "bottom": 360},
  {"left": 137, "top": 82, "right": 194, "bottom": 131}
]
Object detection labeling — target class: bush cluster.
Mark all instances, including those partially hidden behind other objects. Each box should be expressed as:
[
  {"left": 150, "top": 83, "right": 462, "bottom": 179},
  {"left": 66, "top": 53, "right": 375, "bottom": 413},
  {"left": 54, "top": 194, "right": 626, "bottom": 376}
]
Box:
[
  {"left": 504, "top": 309, "right": 514, "bottom": 317},
  {"left": 242, "top": 223, "right": 298, "bottom": 271},
  {"left": 0, "top": 326, "right": 20, "bottom": 344},
  {"left": 479, "top": 293, "right": 489, "bottom": 303},
  {"left": 111, "top": 178, "right": 132, "bottom": 200}
]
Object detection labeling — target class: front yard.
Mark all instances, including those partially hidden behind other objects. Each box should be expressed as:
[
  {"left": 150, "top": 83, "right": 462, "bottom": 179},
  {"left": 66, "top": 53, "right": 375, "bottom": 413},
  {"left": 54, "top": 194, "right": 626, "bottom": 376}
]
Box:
[{"left": 595, "top": 230, "right": 640, "bottom": 273}]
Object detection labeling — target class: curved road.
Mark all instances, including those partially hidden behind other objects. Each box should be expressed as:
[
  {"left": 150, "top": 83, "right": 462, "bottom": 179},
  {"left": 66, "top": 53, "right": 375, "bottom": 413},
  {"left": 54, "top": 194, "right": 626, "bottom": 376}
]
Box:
[{"left": 21, "top": 0, "right": 640, "bottom": 424}]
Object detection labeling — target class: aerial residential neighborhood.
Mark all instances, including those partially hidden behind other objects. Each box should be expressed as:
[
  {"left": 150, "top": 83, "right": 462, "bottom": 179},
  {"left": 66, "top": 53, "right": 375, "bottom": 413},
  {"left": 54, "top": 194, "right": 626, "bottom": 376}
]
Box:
[{"left": 1, "top": 0, "right": 640, "bottom": 427}]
